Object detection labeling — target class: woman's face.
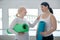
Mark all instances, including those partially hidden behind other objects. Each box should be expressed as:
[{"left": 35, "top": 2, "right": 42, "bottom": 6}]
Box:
[
  {"left": 18, "top": 8, "right": 27, "bottom": 16},
  {"left": 21, "top": 8, "right": 27, "bottom": 16},
  {"left": 41, "top": 5, "right": 48, "bottom": 12}
]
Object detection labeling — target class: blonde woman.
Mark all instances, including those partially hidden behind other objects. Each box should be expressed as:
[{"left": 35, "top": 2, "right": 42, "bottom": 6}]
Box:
[{"left": 9, "top": 7, "right": 40, "bottom": 40}]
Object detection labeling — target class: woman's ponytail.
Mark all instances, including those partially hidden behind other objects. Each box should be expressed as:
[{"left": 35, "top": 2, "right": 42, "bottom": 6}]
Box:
[
  {"left": 49, "top": 7, "right": 53, "bottom": 14},
  {"left": 16, "top": 13, "right": 19, "bottom": 17}
]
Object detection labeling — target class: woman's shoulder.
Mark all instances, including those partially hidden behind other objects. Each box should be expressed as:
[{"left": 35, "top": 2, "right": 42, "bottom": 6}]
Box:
[
  {"left": 13, "top": 17, "right": 19, "bottom": 21},
  {"left": 15, "top": 17, "right": 23, "bottom": 20},
  {"left": 50, "top": 14, "right": 56, "bottom": 21},
  {"left": 16, "top": 17, "right": 28, "bottom": 22},
  {"left": 50, "top": 14, "right": 55, "bottom": 18}
]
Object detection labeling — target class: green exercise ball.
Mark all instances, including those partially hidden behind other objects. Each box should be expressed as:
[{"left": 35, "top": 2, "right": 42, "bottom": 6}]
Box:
[{"left": 13, "top": 23, "right": 29, "bottom": 32}]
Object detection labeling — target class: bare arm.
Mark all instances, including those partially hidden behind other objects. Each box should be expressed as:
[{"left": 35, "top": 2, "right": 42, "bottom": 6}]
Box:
[
  {"left": 41, "top": 14, "right": 57, "bottom": 36},
  {"left": 47, "top": 14, "right": 57, "bottom": 34}
]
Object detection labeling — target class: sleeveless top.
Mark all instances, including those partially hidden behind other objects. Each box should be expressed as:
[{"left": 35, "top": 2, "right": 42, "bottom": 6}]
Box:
[{"left": 39, "top": 14, "right": 52, "bottom": 37}]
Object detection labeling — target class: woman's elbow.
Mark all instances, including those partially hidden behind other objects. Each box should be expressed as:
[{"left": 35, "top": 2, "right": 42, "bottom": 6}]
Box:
[
  {"left": 55, "top": 26, "right": 57, "bottom": 31},
  {"left": 53, "top": 26, "right": 57, "bottom": 31}
]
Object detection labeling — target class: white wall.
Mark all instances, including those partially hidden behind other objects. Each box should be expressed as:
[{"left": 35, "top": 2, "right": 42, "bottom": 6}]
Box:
[{"left": 0, "top": 0, "right": 60, "bottom": 8}]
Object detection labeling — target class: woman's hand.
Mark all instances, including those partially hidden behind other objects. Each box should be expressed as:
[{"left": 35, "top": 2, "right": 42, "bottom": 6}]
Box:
[
  {"left": 40, "top": 32, "right": 48, "bottom": 36},
  {"left": 37, "top": 16, "right": 40, "bottom": 20}
]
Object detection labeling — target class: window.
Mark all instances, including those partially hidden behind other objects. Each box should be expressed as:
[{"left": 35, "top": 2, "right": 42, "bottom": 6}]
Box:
[
  {"left": 8, "top": 8, "right": 38, "bottom": 36},
  {"left": 9, "top": 9, "right": 18, "bottom": 26},
  {"left": 8, "top": 8, "right": 60, "bottom": 36},
  {"left": 0, "top": 8, "right": 2, "bottom": 35}
]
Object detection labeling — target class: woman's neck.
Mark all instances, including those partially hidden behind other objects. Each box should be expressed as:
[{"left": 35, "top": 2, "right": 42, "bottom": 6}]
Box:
[
  {"left": 18, "top": 15, "right": 24, "bottom": 19},
  {"left": 43, "top": 10, "right": 50, "bottom": 14}
]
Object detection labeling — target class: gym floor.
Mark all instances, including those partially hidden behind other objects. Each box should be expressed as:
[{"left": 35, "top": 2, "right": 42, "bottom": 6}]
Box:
[{"left": 0, "top": 35, "right": 60, "bottom": 40}]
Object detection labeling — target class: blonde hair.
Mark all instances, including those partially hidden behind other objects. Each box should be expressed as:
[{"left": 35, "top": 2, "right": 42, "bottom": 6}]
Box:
[{"left": 16, "top": 7, "right": 26, "bottom": 17}]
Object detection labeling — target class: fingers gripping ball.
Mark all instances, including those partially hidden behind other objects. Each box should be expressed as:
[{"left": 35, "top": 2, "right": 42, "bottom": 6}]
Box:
[
  {"left": 36, "top": 21, "right": 46, "bottom": 40},
  {"left": 13, "top": 23, "right": 29, "bottom": 32}
]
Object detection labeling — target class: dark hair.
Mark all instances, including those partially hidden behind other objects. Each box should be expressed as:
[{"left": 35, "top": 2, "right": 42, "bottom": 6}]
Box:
[{"left": 41, "top": 2, "right": 53, "bottom": 14}]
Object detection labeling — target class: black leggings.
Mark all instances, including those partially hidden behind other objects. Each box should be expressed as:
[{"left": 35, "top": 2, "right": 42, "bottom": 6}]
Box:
[{"left": 43, "top": 34, "right": 54, "bottom": 40}]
